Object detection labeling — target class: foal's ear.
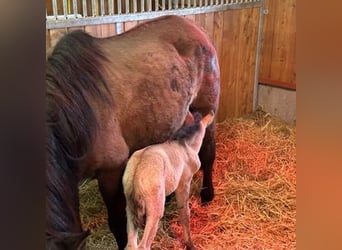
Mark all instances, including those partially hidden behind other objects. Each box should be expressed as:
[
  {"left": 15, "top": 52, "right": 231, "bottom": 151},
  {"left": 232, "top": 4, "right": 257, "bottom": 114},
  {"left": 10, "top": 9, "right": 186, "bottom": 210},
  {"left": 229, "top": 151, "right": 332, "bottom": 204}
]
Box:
[
  {"left": 201, "top": 110, "right": 215, "bottom": 127},
  {"left": 183, "top": 111, "right": 194, "bottom": 125}
]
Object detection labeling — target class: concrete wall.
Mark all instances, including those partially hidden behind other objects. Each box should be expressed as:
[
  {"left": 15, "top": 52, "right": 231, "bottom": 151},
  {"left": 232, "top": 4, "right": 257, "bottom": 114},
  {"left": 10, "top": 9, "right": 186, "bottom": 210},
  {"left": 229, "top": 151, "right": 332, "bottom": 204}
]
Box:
[{"left": 257, "top": 84, "right": 296, "bottom": 124}]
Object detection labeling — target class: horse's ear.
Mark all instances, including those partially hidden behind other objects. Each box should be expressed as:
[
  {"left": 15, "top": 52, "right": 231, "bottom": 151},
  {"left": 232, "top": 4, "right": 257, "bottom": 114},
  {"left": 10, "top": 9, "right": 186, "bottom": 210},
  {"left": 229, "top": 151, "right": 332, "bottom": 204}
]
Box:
[
  {"left": 201, "top": 110, "right": 215, "bottom": 127},
  {"left": 183, "top": 111, "right": 194, "bottom": 126}
]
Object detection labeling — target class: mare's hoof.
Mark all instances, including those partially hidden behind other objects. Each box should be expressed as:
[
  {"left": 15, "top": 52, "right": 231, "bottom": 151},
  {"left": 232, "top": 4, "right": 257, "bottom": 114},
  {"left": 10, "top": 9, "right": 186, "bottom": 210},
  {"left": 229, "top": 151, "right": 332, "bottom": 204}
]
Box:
[
  {"left": 200, "top": 187, "right": 214, "bottom": 205},
  {"left": 185, "top": 241, "right": 196, "bottom": 250}
]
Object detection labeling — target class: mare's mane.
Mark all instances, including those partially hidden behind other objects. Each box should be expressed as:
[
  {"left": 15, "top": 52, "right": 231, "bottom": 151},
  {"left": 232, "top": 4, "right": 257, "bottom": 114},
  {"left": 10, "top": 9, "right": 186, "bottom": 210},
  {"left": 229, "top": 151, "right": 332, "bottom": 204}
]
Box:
[{"left": 46, "top": 30, "right": 112, "bottom": 240}]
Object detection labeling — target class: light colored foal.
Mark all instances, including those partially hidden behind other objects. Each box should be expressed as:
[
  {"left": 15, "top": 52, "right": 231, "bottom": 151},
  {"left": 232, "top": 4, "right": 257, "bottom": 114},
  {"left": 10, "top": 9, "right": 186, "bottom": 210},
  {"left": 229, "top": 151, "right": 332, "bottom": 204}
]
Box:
[{"left": 123, "top": 111, "right": 215, "bottom": 250}]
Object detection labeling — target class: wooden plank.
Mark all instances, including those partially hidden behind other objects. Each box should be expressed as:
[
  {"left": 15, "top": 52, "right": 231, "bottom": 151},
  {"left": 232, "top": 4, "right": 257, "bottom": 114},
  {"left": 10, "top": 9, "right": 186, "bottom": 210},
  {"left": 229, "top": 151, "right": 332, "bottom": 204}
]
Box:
[
  {"left": 204, "top": 12, "right": 214, "bottom": 41},
  {"left": 100, "top": 23, "right": 116, "bottom": 37},
  {"left": 212, "top": 11, "right": 224, "bottom": 122},
  {"left": 237, "top": 8, "right": 259, "bottom": 116},
  {"left": 259, "top": 0, "right": 296, "bottom": 85},
  {"left": 124, "top": 21, "right": 138, "bottom": 32},
  {"left": 219, "top": 10, "right": 236, "bottom": 120},
  {"left": 47, "top": 28, "right": 67, "bottom": 51},
  {"left": 259, "top": 78, "right": 296, "bottom": 90},
  {"left": 85, "top": 24, "right": 102, "bottom": 37}
]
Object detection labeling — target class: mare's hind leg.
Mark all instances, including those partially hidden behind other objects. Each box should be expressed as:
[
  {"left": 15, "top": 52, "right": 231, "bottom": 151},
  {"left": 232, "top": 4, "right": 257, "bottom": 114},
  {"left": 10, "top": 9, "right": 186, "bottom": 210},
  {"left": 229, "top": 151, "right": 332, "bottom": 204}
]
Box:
[
  {"left": 198, "top": 121, "right": 216, "bottom": 204},
  {"left": 97, "top": 167, "right": 128, "bottom": 250}
]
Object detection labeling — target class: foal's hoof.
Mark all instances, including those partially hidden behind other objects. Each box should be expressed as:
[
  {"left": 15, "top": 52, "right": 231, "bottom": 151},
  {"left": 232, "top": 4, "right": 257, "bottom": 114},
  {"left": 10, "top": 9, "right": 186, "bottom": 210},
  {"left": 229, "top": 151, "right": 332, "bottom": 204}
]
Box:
[{"left": 200, "top": 187, "right": 214, "bottom": 205}]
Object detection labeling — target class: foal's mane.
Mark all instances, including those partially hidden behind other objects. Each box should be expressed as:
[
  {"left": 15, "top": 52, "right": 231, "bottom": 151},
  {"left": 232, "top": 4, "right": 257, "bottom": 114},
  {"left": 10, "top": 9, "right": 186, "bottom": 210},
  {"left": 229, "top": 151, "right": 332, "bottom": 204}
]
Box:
[
  {"left": 170, "top": 112, "right": 202, "bottom": 142},
  {"left": 46, "top": 30, "right": 112, "bottom": 240}
]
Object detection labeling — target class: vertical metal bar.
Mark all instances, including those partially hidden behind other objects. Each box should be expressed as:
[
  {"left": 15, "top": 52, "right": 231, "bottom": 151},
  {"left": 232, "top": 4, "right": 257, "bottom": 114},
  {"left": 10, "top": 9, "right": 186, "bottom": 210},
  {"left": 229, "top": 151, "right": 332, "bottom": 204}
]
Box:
[
  {"left": 199, "top": 0, "right": 202, "bottom": 7},
  {"left": 72, "top": 0, "right": 78, "bottom": 16},
  {"left": 181, "top": 0, "right": 184, "bottom": 8},
  {"left": 253, "top": 1, "right": 265, "bottom": 111},
  {"left": 204, "top": 0, "right": 208, "bottom": 6},
  {"left": 187, "top": 0, "right": 190, "bottom": 7},
  {"left": 116, "top": 22, "right": 123, "bottom": 34},
  {"left": 82, "top": 0, "right": 88, "bottom": 17},
  {"left": 174, "top": 0, "right": 178, "bottom": 9},
  {"left": 133, "top": 0, "right": 137, "bottom": 13},
  {"left": 125, "top": 0, "right": 129, "bottom": 13},
  {"left": 109, "top": 0, "right": 114, "bottom": 15},
  {"left": 63, "top": 0, "right": 68, "bottom": 18},
  {"left": 147, "top": 0, "right": 152, "bottom": 11},
  {"left": 52, "top": 0, "right": 58, "bottom": 18},
  {"left": 141, "top": 0, "right": 145, "bottom": 12},
  {"left": 155, "top": 0, "right": 158, "bottom": 11},
  {"left": 193, "top": 0, "right": 196, "bottom": 7},
  {"left": 68, "top": 0, "right": 71, "bottom": 13},
  {"left": 92, "top": 0, "right": 97, "bottom": 16},
  {"left": 162, "top": 0, "right": 165, "bottom": 10},
  {"left": 117, "top": 0, "right": 122, "bottom": 14},
  {"left": 101, "top": 0, "right": 105, "bottom": 15},
  {"left": 168, "top": 0, "right": 171, "bottom": 9}
]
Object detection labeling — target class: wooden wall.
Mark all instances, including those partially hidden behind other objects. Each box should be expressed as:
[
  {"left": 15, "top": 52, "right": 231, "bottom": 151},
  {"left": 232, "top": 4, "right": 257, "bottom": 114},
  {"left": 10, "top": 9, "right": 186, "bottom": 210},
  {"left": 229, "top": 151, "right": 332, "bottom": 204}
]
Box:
[
  {"left": 46, "top": 9, "right": 261, "bottom": 122},
  {"left": 259, "top": 0, "right": 296, "bottom": 89}
]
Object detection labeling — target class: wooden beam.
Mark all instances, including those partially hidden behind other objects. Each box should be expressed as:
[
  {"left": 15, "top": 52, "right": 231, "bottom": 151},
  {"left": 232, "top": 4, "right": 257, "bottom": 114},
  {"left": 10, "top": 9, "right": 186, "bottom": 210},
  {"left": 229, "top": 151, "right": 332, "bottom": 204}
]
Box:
[{"left": 259, "top": 78, "right": 296, "bottom": 90}]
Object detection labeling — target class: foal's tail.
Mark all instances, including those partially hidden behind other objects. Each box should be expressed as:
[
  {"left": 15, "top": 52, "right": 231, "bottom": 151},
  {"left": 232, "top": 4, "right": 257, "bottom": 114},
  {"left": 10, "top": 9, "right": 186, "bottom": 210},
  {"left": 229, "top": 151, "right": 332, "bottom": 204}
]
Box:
[{"left": 128, "top": 189, "right": 147, "bottom": 229}]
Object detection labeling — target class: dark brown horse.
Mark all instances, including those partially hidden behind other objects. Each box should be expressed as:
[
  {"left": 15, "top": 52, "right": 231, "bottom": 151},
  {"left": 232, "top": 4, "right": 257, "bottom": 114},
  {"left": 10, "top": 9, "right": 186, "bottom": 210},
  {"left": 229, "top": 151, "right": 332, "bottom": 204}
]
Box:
[{"left": 46, "top": 15, "right": 220, "bottom": 249}]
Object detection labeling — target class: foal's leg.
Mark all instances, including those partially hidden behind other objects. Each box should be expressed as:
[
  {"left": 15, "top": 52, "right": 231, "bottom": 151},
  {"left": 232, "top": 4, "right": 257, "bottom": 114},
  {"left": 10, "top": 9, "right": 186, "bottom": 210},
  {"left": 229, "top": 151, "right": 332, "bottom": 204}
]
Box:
[
  {"left": 198, "top": 121, "right": 216, "bottom": 204},
  {"left": 125, "top": 207, "right": 138, "bottom": 250},
  {"left": 175, "top": 179, "right": 195, "bottom": 250},
  {"left": 97, "top": 166, "right": 128, "bottom": 250},
  {"left": 138, "top": 192, "right": 165, "bottom": 250}
]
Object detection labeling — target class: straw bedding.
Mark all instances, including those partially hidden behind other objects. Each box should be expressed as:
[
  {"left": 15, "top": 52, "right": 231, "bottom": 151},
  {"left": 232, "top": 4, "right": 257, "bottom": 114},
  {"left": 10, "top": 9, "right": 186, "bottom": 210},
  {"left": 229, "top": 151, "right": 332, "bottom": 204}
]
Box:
[{"left": 79, "top": 109, "right": 296, "bottom": 249}]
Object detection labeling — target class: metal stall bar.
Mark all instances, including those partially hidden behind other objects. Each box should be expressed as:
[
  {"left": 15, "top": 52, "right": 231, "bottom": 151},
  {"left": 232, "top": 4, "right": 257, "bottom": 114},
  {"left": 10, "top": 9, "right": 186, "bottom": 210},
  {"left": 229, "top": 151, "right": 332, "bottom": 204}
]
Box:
[
  {"left": 73, "top": 0, "right": 78, "bottom": 17},
  {"left": 109, "top": 0, "right": 114, "bottom": 15},
  {"left": 92, "top": 0, "right": 98, "bottom": 16},
  {"left": 117, "top": 0, "right": 122, "bottom": 14},
  {"left": 133, "top": 0, "right": 137, "bottom": 13},
  {"left": 174, "top": 0, "right": 178, "bottom": 9},
  {"left": 63, "top": 0, "right": 68, "bottom": 18},
  {"left": 47, "top": 0, "right": 263, "bottom": 29},
  {"left": 155, "top": 0, "right": 159, "bottom": 11},
  {"left": 83, "top": 0, "right": 88, "bottom": 17},
  {"left": 125, "top": 0, "right": 130, "bottom": 13},
  {"left": 141, "top": 0, "right": 145, "bottom": 12},
  {"left": 101, "top": 0, "right": 106, "bottom": 15},
  {"left": 147, "top": 0, "right": 152, "bottom": 12},
  {"left": 52, "top": 0, "right": 58, "bottom": 19},
  {"left": 253, "top": 0, "right": 265, "bottom": 111}
]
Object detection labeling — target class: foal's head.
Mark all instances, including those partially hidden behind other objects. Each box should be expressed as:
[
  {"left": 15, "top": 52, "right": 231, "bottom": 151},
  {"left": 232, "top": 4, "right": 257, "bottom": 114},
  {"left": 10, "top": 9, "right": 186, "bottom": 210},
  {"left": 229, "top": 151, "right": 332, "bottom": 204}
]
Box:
[
  {"left": 186, "top": 110, "right": 215, "bottom": 152},
  {"left": 172, "top": 111, "right": 215, "bottom": 152}
]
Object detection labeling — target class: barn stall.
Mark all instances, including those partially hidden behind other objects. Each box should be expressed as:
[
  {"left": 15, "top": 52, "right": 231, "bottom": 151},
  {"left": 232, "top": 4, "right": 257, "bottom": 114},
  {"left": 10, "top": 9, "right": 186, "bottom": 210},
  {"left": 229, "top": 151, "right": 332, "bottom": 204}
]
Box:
[{"left": 46, "top": 0, "right": 296, "bottom": 248}]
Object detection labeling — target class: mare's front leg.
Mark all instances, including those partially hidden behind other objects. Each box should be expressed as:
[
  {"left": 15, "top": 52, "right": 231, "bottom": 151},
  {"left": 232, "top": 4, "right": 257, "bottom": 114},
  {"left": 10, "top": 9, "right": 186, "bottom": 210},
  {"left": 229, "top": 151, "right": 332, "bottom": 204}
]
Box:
[
  {"left": 175, "top": 178, "right": 196, "bottom": 250},
  {"left": 199, "top": 122, "right": 216, "bottom": 204},
  {"left": 97, "top": 165, "right": 128, "bottom": 250}
]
